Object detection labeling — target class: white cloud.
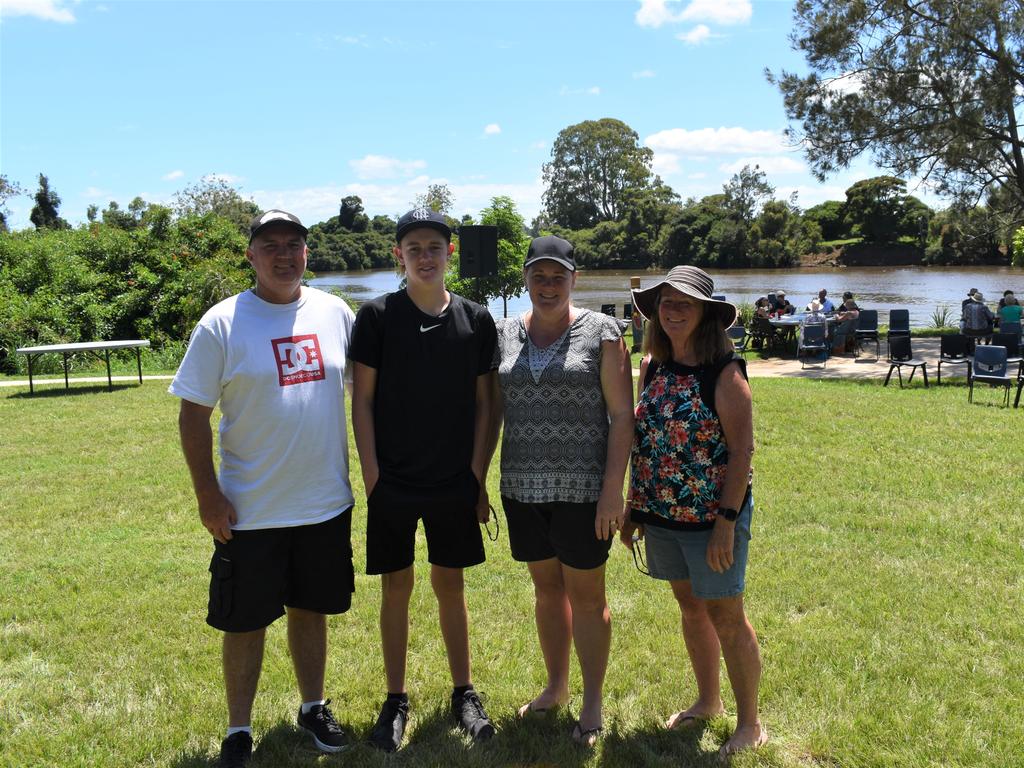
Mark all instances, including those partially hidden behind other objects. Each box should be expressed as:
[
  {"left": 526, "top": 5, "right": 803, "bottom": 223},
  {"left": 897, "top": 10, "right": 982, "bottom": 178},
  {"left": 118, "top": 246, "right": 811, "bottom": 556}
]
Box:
[
  {"left": 646, "top": 126, "right": 786, "bottom": 156},
  {"left": 349, "top": 154, "right": 427, "bottom": 180},
  {"left": 635, "top": 0, "right": 751, "bottom": 28},
  {"left": 484, "top": 123, "right": 501, "bottom": 136},
  {"left": 687, "top": 172, "right": 707, "bottom": 180},
  {"left": 162, "top": 170, "right": 184, "bottom": 181},
  {"left": 719, "top": 156, "right": 806, "bottom": 175},
  {"left": 680, "top": 0, "right": 751, "bottom": 25},
  {"left": 824, "top": 71, "right": 867, "bottom": 96},
  {"left": 677, "top": 24, "right": 711, "bottom": 45},
  {"left": 0, "top": 0, "right": 75, "bottom": 23},
  {"left": 633, "top": 69, "right": 656, "bottom": 79},
  {"left": 559, "top": 85, "right": 601, "bottom": 96},
  {"left": 652, "top": 152, "right": 681, "bottom": 176},
  {"left": 83, "top": 187, "right": 108, "bottom": 200}
]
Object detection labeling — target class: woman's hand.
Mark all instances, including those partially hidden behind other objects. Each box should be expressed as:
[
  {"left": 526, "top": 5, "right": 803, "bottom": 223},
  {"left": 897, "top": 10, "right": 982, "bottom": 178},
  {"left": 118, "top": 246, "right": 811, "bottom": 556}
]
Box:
[
  {"left": 595, "top": 488, "right": 625, "bottom": 540},
  {"left": 706, "top": 517, "right": 736, "bottom": 573}
]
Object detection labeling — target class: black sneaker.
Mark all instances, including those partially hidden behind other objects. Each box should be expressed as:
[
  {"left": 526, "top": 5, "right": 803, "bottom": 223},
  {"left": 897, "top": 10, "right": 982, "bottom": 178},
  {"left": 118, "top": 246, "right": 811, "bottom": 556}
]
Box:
[
  {"left": 297, "top": 699, "right": 350, "bottom": 753},
  {"left": 219, "top": 731, "right": 253, "bottom": 768},
  {"left": 452, "top": 689, "right": 496, "bottom": 741},
  {"left": 369, "top": 697, "right": 409, "bottom": 753}
]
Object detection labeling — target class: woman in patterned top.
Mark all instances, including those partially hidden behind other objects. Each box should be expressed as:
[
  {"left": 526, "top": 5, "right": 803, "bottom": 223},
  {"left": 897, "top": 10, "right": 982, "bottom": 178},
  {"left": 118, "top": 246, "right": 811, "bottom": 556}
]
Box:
[
  {"left": 495, "top": 236, "right": 633, "bottom": 746},
  {"left": 622, "top": 265, "right": 767, "bottom": 758}
]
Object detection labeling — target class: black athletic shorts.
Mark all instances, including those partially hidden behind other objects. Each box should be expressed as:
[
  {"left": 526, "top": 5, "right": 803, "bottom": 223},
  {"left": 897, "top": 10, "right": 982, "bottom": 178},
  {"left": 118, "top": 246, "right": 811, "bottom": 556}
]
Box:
[
  {"left": 501, "top": 496, "right": 613, "bottom": 570},
  {"left": 206, "top": 508, "right": 355, "bottom": 633},
  {"left": 365, "top": 470, "right": 485, "bottom": 575}
]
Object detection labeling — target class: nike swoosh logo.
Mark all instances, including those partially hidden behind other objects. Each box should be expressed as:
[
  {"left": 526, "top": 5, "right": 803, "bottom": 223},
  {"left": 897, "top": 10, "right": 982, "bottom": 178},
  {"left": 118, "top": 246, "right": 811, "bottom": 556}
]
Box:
[{"left": 420, "top": 324, "right": 442, "bottom": 333}]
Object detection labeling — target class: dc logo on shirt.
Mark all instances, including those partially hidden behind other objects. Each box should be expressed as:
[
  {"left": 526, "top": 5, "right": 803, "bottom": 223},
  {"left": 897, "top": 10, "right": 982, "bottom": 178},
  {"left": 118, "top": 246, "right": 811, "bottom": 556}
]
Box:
[{"left": 272, "top": 335, "right": 326, "bottom": 386}]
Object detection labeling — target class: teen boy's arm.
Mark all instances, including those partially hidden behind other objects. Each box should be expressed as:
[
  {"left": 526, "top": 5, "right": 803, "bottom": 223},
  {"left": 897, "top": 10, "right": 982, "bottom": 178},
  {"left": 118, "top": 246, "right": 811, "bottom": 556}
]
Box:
[
  {"left": 470, "top": 370, "right": 501, "bottom": 523},
  {"left": 351, "top": 362, "right": 380, "bottom": 498}
]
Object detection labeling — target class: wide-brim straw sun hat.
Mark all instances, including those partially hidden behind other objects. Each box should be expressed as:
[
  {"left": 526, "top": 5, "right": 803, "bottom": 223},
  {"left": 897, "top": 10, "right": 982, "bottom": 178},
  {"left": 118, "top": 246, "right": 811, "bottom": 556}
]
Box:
[{"left": 631, "top": 265, "right": 738, "bottom": 329}]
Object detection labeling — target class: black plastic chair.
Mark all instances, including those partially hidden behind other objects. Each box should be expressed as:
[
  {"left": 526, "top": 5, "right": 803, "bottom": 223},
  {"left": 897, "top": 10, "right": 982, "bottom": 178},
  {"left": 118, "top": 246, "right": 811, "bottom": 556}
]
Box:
[
  {"left": 600, "top": 303, "right": 616, "bottom": 317},
  {"left": 936, "top": 334, "right": 970, "bottom": 384},
  {"left": 855, "top": 310, "right": 880, "bottom": 358},
  {"left": 969, "top": 345, "right": 1012, "bottom": 406},
  {"left": 727, "top": 325, "right": 750, "bottom": 357},
  {"left": 797, "top": 324, "right": 828, "bottom": 369},
  {"left": 750, "top": 316, "right": 782, "bottom": 354},
  {"left": 991, "top": 333, "right": 1023, "bottom": 377},
  {"left": 886, "top": 309, "right": 911, "bottom": 356},
  {"left": 884, "top": 335, "right": 928, "bottom": 388}
]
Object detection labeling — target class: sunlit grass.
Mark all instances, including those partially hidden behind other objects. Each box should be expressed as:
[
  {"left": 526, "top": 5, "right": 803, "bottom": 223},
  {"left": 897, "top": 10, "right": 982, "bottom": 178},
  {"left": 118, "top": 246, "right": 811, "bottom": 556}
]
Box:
[{"left": 1, "top": 380, "right": 1022, "bottom": 767}]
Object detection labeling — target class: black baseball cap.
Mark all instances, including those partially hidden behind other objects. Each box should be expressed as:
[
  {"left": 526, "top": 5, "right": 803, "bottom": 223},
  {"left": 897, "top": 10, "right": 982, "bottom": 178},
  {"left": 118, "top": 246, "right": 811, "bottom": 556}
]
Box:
[
  {"left": 396, "top": 207, "right": 452, "bottom": 243},
  {"left": 249, "top": 209, "right": 308, "bottom": 242},
  {"left": 524, "top": 235, "right": 576, "bottom": 272}
]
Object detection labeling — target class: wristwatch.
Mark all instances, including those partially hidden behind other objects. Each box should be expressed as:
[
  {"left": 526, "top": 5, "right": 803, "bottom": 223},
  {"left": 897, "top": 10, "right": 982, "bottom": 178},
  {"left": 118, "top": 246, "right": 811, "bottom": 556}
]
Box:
[{"left": 717, "top": 507, "right": 739, "bottom": 521}]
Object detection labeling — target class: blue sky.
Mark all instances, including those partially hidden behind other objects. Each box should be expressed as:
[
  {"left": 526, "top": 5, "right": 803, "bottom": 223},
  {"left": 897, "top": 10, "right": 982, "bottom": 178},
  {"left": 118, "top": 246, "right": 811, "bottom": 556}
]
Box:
[{"left": 1, "top": 0, "right": 918, "bottom": 231}]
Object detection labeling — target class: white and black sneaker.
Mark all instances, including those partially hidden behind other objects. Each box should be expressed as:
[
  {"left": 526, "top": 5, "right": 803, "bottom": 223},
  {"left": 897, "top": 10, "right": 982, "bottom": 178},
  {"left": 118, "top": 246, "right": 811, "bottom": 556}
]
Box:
[{"left": 296, "top": 699, "right": 350, "bottom": 753}]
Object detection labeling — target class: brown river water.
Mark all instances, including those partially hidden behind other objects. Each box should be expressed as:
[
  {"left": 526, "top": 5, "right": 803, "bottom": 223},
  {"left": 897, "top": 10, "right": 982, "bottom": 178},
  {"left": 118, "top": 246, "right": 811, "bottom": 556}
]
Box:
[{"left": 312, "top": 265, "right": 1022, "bottom": 328}]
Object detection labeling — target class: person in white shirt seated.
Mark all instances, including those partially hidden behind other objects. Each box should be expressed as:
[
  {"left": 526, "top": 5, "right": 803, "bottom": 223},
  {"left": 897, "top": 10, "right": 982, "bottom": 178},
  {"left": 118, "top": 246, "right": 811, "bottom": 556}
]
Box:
[{"left": 806, "top": 289, "right": 835, "bottom": 314}]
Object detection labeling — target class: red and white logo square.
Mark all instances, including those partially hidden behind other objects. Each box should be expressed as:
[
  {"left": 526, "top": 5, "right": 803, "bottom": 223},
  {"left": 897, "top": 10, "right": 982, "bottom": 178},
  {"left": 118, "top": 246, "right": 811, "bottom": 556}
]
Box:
[{"left": 271, "top": 334, "right": 326, "bottom": 386}]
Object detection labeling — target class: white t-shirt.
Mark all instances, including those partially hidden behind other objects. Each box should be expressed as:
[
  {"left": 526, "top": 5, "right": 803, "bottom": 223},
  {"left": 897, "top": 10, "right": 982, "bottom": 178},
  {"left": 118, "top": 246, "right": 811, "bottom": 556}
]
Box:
[{"left": 169, "top": 287, "right": 356, "bottom": 530}]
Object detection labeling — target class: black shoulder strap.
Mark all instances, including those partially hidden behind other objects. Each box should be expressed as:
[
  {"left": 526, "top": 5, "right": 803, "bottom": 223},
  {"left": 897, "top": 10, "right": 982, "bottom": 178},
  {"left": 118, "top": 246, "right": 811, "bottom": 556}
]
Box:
[
  {"left": 699, "top": 352, "right": 747, "bottom": 416},
  {"left": 642, "top": 356, "right": 658, "bottom": 389}
]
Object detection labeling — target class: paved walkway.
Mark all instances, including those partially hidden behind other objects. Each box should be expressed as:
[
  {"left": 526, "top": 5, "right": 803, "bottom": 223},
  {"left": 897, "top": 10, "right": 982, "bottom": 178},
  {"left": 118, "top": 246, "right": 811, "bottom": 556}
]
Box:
[{"left": 0, "top": 339, "right": 963, "bottom": 388}]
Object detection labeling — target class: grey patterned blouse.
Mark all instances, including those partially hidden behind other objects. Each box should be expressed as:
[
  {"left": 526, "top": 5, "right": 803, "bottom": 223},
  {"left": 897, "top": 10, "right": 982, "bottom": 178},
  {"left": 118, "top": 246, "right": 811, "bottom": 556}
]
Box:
[{"left": 496, "top": 309, "right": 624, "bottom": 503}]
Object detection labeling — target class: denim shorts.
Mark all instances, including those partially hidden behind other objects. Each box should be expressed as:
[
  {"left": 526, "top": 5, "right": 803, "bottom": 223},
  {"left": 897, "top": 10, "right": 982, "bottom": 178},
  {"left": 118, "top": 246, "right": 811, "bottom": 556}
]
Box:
[{"left": 642, "top": 496, "right": 753, "bottom": 599}]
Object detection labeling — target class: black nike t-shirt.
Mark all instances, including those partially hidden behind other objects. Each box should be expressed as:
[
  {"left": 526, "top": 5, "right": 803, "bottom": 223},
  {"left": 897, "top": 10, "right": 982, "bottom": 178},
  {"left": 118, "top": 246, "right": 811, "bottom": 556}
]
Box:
[{"left": 349, "top": 289, "right": 498, "bottom": 488}]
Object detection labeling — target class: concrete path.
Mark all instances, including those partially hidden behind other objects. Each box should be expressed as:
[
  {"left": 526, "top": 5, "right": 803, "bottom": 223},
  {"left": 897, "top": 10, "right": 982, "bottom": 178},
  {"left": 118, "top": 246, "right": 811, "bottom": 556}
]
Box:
[{"left": 0, "top": 374, "right": 175, "bottom": 389}]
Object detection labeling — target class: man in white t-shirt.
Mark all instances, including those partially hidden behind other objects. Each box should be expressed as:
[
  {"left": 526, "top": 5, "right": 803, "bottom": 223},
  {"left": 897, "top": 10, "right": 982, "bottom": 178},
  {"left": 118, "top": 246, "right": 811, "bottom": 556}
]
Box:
[{"left": 170, "top": 210, "right": 356, "bottom": 768}]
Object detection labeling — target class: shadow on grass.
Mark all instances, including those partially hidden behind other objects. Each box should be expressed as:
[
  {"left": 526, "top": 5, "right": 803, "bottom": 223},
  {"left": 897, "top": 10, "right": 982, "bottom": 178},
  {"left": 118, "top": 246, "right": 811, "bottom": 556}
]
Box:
[
  {"left": 7, "top": 383, "right": 139, "bottom": 399},
  {"left": 600, "top": 720, "right": 725, "bottom": 768}
]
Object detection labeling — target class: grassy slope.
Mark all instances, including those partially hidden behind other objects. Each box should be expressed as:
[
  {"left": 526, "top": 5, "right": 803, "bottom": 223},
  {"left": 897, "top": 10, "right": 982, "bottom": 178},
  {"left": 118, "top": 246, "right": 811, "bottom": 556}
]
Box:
[{"left": 1, "top": 380, "right": 1022, "bottom": 768}]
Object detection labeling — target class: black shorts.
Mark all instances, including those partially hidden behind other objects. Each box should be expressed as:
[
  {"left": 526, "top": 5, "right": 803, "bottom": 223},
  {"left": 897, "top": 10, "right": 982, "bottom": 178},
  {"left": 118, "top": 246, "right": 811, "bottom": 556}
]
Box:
[
  {"left": 501, "top": 496, "right": 612, "bottom": 570},
  {"left": 206, "top": 509, "right": 355, "bottom": 633},
  {"left": 366, "top": 471, "right": 484, "bottom": 575}
]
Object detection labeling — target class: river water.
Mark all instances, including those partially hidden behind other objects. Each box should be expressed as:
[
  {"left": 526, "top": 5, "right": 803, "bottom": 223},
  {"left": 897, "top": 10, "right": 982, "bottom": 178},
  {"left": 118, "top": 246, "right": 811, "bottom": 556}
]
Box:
[{"left": 311, "top": 265, "right": 1022, "bottom": 328}]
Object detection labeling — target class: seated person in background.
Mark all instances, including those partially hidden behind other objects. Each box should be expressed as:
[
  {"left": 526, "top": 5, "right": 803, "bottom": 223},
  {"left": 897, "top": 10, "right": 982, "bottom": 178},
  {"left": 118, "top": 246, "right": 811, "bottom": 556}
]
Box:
[
  {"left": 766, "top": 291, "right": 782, "bottom": 313},
  {"left": 773, "top": 291, "right": 795, "bottom": 316},
  {"left": 754, "top": 297, "right": 771, "bottom": 319},
  {"left": 998, "top": 294, "right": 1021, "bottom": 327},
  {"left": 806, "top": 289, "right": 835, "bottom": 314},
  {"left": 799, "top": 299, "right": 828, "bottom": 348},
  {"left": 997, "top": 290, "right": 1013, "bottom": 311},
  {"left": 962, "top": 291, "right": 995, "bottom": 346},
  {"left": 831, "top": 295, "right": 861, "bottom": 354}
]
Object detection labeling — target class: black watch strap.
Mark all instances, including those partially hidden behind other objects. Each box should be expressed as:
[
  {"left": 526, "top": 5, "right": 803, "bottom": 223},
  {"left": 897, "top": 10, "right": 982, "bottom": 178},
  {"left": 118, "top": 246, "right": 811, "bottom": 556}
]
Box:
[{"left": 718, "top": 507, "right": 739, "bottom": 521}]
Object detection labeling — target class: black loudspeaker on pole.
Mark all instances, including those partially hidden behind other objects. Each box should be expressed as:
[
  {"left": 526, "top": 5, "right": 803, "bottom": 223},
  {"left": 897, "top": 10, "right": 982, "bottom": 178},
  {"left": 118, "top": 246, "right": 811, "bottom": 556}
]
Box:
[{"left": 458, "top": 225, "right": 499, "bottom": 279}]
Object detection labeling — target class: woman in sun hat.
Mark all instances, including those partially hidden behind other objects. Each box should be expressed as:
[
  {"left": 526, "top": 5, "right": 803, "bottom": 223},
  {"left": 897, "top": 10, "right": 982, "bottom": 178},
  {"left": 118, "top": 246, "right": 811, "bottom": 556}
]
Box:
[
  {"left": 621, "top": 265, "right": 767, "bottom": 758},
  {"left": 493, "top": 235, "right": 634, "bottom": 746}
]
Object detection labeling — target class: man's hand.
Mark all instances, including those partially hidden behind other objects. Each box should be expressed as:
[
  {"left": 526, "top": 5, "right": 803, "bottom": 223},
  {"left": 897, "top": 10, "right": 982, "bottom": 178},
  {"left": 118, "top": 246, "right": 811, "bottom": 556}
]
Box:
[
  {"left": 198, "top": 489, "right": 237, "bottom": 544},
  {"left": 706, "top": 517, "right": 736, "bottom": 573}
]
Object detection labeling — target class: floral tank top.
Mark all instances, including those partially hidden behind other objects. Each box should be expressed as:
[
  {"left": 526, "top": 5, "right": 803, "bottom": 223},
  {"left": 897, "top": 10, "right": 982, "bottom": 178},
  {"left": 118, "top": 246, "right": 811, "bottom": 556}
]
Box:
[{"left": 628, "top": 355, "right": 748, "bottom": 531}]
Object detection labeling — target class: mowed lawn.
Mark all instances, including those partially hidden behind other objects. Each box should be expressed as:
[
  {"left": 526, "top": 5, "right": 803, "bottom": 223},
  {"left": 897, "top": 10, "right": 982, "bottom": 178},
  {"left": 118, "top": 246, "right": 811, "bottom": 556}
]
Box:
[{"left": 1, "top": 379, "right": 1022, "bottom": 768}]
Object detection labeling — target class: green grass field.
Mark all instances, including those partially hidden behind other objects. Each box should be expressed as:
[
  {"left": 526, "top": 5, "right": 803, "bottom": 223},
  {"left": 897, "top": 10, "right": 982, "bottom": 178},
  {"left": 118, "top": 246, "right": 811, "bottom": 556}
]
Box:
[{"left": 1, "top": 380, "right": 1022, "bottom": 768}]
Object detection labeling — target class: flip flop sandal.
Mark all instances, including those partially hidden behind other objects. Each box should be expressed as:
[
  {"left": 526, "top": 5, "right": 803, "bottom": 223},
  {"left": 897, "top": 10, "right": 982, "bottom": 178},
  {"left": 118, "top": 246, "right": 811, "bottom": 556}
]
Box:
[
  {"left": 517, "top": 700, "right": 560, "bottom": 718},
  {"left": 571, "top": 721, "right": 602, "bottom": 747}
]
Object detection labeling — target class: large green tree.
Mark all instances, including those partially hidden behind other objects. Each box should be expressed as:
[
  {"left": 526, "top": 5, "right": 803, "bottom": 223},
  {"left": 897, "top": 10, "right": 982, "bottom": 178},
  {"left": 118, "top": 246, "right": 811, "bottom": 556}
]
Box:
[
  {"left": 542, "top": 118, "right": 655, "bottom": 229},
  {"left": 769, "top": 0, "right": 1024, "bottom": 216},
  {"left": 172, "top": 177, "right": 260, "bottom": 234},
  {"left": 29, "top": 174, "right": 70, "bottom": 230},
  {"left": 843, "top": 176, "right": 931, "bottom": 242}
]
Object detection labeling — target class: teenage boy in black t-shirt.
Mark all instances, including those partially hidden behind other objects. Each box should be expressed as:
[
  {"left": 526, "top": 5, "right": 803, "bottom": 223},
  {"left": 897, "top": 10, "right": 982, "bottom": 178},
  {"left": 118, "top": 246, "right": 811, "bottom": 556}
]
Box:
[{"left": 350, "top": 208, "right": 500, "bottom": 752}]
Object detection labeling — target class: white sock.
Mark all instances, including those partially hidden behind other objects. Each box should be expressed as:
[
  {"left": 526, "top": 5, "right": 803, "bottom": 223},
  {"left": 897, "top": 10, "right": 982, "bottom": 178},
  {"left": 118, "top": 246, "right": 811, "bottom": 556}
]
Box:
[
  {"left": 301, "top": 699, "right": 326, "bottom": 714},
  {"left": 226, "top": 726, "right": 252, "bottom": 737}
]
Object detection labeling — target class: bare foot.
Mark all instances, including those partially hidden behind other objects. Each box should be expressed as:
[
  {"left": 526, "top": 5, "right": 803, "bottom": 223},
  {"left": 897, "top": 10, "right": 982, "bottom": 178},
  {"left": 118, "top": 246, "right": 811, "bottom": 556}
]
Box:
[
  {"left": 719, "top": 724, "right": 768, "bottom": 758},
  {"left": 665, "top": 702, "right": 726, "bottom": 730}
]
